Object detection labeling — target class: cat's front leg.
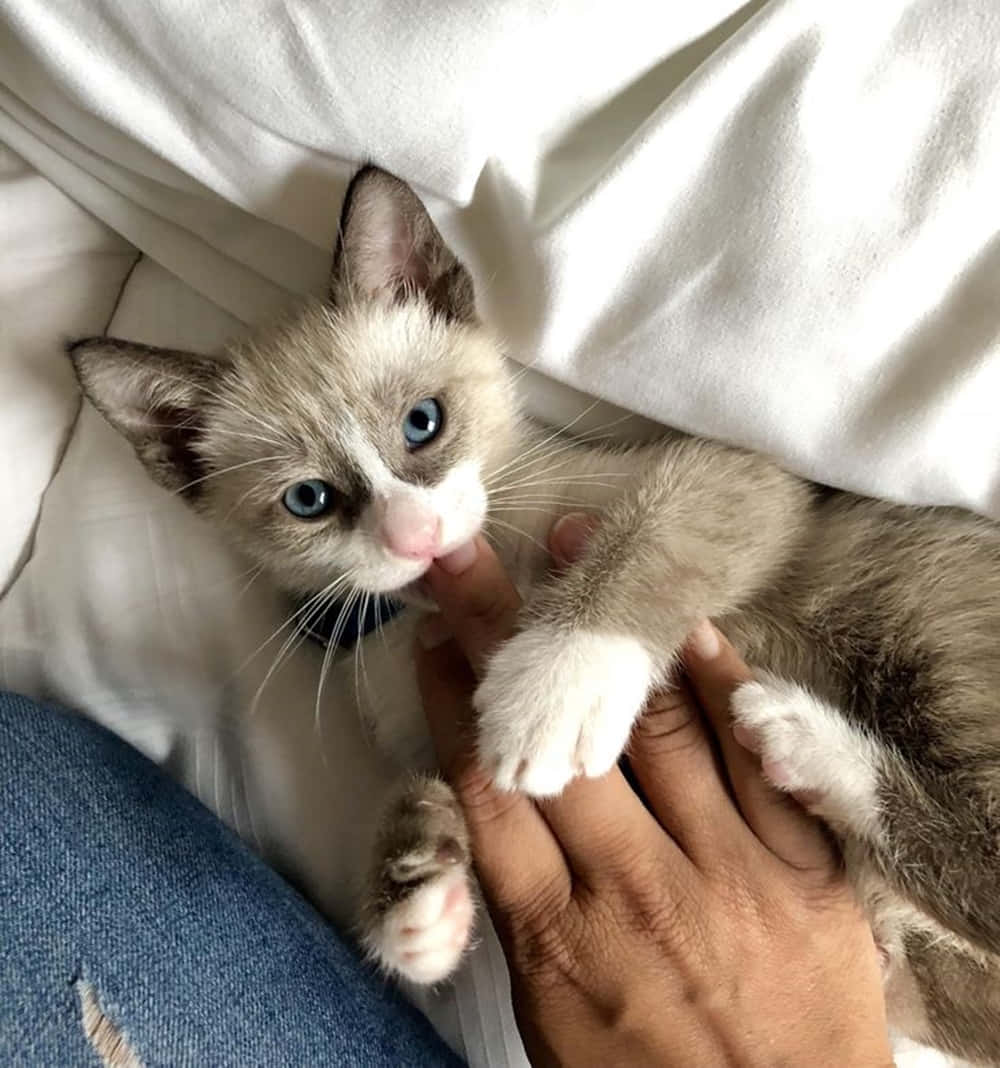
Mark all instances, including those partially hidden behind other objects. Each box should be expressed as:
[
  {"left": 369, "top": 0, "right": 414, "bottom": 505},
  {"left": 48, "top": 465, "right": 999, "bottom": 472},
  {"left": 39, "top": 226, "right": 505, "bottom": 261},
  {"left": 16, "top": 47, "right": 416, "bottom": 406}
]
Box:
[
  {"left": 475, "top": 442, "right": 811, "bottom": 796},
  {"left": 360, "top": 775, "right": 475, "bottom": 984},
  {"left": 474, "top": 625, "right": 656, "bottom": 796}
]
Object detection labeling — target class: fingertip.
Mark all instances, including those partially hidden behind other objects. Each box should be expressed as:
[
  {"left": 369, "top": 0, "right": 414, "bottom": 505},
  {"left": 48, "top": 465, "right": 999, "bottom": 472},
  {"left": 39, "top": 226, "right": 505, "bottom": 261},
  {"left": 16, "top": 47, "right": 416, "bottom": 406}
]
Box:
[
  {"left": 425, "top": 534, "right": 501, "bottom": 598},
  {"left": 684, "top": 621, "right": 752, "bottom": 697},
  {"left": 422, "top": 535, "right": 522, "bottom": 670},
  {"left": 548, "top": 512, "right": 599, "bottom": 567},
  {"left": 436, "top": 537, "right": 480, "bottom": 575},
  {"left": 686, "top": 618, "right": 721, "bottom": 661}
]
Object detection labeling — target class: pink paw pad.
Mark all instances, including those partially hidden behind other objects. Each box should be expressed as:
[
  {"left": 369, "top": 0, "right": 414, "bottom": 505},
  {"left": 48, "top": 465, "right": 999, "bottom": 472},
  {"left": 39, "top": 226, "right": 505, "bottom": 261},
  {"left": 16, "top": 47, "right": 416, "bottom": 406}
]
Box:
[{"left": 383, "top": 872, "right": 474, "bottom": 984}]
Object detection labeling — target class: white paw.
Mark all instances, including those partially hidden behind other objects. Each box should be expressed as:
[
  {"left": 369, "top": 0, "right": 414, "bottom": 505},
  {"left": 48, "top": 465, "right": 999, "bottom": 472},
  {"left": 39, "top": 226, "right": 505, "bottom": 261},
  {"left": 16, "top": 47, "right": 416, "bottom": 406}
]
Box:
[
  {"left": 366, "top": 869, "right": 474, "bottom": 985},
  {"left": 474, "top": 626, "right": 654, "bottom": 797},
  {"left": 731, "top": 675, "right": 883, "bottom": 836}
]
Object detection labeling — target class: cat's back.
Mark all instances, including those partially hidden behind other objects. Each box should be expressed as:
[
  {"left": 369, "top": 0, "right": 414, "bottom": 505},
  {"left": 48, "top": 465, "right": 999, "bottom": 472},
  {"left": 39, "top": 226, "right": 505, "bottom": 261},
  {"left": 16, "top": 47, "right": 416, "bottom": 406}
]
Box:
[
  {"left": 797, "top": 493, "right": 1000, "bottom": 650},
  {"left": 732, "top": 493, "right": 1000, "bottom": 757}
]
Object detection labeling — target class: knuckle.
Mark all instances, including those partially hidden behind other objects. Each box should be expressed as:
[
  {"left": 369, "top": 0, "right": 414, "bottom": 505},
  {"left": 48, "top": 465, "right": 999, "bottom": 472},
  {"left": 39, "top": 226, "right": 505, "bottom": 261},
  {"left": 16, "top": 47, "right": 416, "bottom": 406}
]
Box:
[
  {"left": 508, "top": 901, "right": 584, "bottom": 982},
  {"left": 592, "top": 847, "right": 691, "bottom": 942},
  {"left": 450, "top": 759, "right": 516, "bottom": 823},
  {"left": 794, "top": 860, "right": 856, "bottom": 910},
  {"left": 618, "top": 873, "right": 686, "bottom": 939},
  {"left": 633, "top": 688, "right": 704, "bottom": 755}
]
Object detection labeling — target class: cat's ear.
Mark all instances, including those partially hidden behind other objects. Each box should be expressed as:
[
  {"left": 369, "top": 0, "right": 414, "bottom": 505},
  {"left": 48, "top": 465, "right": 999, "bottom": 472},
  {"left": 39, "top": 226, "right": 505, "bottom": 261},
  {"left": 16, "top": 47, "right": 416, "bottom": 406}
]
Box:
[
  {"left": 330, "top": 165, "right": 476, "bottom": 323},
  {"left": 68, "top": 337, "right": 226, "bottom": 498}
]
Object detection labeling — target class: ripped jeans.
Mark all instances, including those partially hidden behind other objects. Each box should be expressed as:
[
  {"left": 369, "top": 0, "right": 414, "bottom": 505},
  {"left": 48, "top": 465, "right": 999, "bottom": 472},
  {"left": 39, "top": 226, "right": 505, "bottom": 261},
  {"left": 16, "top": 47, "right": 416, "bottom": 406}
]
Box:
[{"left": 0, "top": 692, "right": 463, "bottom": 1067}]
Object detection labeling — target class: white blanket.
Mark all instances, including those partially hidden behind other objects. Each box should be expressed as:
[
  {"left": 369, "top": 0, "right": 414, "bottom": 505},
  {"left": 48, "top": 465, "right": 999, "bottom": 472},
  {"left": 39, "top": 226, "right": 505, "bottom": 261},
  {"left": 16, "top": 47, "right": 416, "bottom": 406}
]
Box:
[{"left": 3, "top": 2, "right": 998, "bottom": 1064}]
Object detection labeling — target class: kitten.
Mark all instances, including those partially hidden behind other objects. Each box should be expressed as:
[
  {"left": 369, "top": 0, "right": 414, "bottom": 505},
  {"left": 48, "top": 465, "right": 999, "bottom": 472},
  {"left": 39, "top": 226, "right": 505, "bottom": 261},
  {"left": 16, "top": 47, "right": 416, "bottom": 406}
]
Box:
[{"left": 70, "top": 166, "right": 1000, "bottom": 1063}]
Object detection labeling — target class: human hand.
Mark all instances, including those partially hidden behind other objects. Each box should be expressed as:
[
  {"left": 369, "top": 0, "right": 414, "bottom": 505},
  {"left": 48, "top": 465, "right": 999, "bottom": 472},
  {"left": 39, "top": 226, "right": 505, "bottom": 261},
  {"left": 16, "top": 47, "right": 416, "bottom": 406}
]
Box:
[{"left": 415, "top": 520, "right": 893, "bottom": 1067}]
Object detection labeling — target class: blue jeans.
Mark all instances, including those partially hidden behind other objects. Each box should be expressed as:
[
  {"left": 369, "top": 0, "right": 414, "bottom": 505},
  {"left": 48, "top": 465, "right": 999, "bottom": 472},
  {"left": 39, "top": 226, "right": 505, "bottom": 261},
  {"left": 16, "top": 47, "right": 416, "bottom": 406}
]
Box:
[{"left": 0, "top": 692, "right": 463, "bottom": 1067}]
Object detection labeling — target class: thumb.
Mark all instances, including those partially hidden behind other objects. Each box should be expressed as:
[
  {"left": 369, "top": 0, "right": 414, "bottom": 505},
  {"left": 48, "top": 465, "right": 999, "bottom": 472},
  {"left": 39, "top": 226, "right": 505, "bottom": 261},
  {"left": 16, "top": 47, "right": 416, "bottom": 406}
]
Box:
[{"left": 548, "top": 512, "right": 601, "bottom": 569}]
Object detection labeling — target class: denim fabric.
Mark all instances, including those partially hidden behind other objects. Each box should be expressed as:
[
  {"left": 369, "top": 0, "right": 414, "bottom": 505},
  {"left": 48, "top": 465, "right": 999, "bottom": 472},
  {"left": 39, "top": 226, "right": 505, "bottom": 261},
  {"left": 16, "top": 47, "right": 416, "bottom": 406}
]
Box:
[{"left": 0, "top": 691, "right": 463, "bottom": 1067}]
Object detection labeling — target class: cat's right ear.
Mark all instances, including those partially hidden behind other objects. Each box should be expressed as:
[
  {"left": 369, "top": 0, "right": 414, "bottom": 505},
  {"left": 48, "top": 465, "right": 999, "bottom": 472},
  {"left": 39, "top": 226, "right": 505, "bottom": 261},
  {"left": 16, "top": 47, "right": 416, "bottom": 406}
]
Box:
[{"left": 67, "top": 337, "right": 226, "bottom": 499}]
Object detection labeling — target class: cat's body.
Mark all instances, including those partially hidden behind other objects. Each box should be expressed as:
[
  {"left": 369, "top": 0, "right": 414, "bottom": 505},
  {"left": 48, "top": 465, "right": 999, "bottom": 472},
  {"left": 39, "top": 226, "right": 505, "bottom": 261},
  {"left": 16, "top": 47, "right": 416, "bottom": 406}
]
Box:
[{"left": 70, "top": 166, "right": 1000, "bottom": 1063}]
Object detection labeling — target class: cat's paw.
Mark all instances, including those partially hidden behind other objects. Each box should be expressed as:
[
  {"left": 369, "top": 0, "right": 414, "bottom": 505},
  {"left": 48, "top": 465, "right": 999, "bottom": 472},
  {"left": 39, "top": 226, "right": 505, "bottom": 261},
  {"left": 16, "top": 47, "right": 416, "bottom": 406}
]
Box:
[
  {"left": 731, "top": 674, "right": 884, "bottom": 837},
  {"left": 474, "top": 626, "right": 654, "bottom": 797},
  {"left": 362, "top": 777, "right": 475, "bottom": 985}
]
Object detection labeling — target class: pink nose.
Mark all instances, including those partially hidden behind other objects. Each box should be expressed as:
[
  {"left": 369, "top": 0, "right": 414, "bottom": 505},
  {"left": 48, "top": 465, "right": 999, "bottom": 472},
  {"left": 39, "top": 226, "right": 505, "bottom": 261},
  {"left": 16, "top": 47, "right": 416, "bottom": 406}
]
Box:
[{"left": 377, "top": 495, "right": 442, "bottom": 560}]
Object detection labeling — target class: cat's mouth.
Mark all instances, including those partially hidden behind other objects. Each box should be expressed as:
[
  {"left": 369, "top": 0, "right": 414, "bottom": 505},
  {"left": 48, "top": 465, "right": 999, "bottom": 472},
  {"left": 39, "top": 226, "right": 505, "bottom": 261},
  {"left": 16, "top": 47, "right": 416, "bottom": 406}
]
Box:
[{"left": 376, "top": 533, "right": 481, "bottom": 606}]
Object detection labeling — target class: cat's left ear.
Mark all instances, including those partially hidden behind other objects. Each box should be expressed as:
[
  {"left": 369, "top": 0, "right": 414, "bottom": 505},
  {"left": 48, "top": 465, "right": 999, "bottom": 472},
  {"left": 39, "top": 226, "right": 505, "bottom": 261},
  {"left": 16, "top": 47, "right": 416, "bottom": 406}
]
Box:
[{"left": 329, "top": 165, "right": 476, "bottom": 323}]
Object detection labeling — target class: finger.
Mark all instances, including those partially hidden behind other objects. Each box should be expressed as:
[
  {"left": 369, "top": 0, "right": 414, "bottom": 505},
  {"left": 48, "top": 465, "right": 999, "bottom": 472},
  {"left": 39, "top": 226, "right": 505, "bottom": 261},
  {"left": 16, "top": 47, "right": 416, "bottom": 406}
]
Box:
[
  {"left": 625, "top": 680, "right": 756, "bottom": 869},
  {"left": 423, "top": 536, "right": 522, "bottom": 673},
  {"left": 415, "top": 637, "right": 571, "bottom": 922},
  {"left": 535, "top": 763, "right": 694, "bottom": 891},
  {"left": 548, "top": 512, "right": 601, "bottom": 570},
  {"left": 684, "top": 621, "right": 837, "bottom": 873}
]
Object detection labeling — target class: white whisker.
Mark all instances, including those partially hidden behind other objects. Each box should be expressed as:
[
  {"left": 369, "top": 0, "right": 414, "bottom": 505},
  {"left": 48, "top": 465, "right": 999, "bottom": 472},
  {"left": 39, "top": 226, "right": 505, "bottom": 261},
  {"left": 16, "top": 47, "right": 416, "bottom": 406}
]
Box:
[
  {"left": 491, "top": 443, "right": 630, "bottom": 487},
  {"left": 143, "top": 422, "right": 289, "bottom": 450},
  {"left": 232, "top": 563, "right": 266, "bottom": 602},
  {"left": 175, "top": 454, "right": 292, "bottom": 497},
  {"left": 316, "top": 588, "right": 363, "bottom": 744},
  {"left": 373, "top": 594, "right": 398, "bottom": 658},
  {"left": 233, "top": 573, "right": 353, "bottom": 683},
  {"left": 486, "top": 436, "right": 628, "bottom": 492},
  {"left": 485, "top": 399, "right": 604, "bottom": 484},
  {"left": 143, "top": 368, "right": 290, "bottom": 444},
  {"left": 483, "top": 516, "right": 547, "bottom": 553},
  {"left": 247, "top": 584, "right": 344, "bottom": 719},
  {"left": 485, "top": 408, "right": 639, "bottom": 489},
  {"left": 353, "top": 592, "right": 373, "bottom": 720},
  {"left": 498, "top": 474, "right": 625, "bottom": 494}
]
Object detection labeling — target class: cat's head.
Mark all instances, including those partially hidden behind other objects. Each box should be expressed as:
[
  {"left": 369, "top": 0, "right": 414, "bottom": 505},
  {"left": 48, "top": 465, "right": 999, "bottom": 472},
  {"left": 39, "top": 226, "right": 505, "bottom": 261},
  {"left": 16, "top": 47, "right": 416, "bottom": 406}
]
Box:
[{"left": 69, "top": 166, "right": 520, "bottom": 598}]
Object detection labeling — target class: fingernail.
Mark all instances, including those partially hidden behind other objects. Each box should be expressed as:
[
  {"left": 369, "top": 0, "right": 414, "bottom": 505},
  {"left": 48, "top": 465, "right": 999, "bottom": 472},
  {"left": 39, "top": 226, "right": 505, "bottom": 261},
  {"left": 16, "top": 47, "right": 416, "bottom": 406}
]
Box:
[
  {"left": 418, "top": 612, "right": 453, "bottom": 650},
  {"left": 437, "top": 539, "right": 478, "bottom": 575},
  {"left": 551, "top": 512, "right": 594, "bottom": 562},
  {"left": 688, "top": 619, "right": 720, "bottom": 660}
]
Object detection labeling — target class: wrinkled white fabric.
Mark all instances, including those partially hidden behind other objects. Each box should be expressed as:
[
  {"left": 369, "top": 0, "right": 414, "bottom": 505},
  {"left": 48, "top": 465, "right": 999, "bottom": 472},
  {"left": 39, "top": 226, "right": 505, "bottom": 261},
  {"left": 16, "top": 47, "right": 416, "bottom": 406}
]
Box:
[
  {"left": 3, "top": 0, "right": 998, "bottom": 516},
  {"left": 3, "top": 1, "right": 998, "bottom": 1064}
]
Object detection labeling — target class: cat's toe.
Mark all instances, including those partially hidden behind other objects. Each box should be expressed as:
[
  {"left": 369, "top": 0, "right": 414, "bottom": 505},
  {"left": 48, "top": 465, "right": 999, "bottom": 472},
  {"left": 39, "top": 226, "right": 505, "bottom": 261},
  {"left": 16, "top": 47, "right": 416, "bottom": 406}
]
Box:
[
  {"left": 475, "top": 626, "right": 654, "bottom": 797},
  {"left": 730, "top": 677, "right": 813, "bottom": 792},
  {"left": 362, "top": 776, "right": 475, "bottom": 984},
  {"left": 730, "top": 674, "right": 884, "bottom": 835},
  {"left": 367, "top": 865, "right": 475, "bottom": 984}
]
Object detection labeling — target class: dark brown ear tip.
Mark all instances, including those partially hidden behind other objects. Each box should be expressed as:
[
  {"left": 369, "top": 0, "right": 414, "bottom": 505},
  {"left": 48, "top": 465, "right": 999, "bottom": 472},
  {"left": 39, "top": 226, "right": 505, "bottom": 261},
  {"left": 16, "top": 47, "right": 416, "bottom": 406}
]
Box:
[
  {"left": 64, "top": 337, "right": 104, "bottom": 359},
  {"left": 343, "top": 162, "right": 413, "bottom": 208},
  {"left": 65, "top": 339, "right": 100, "bottom": 385},
  {"left": 352, "top": 161, "right": 388, "bottom": 182},
  {"left": 343, "top": 162, "right": 387, "bottom": 203}
]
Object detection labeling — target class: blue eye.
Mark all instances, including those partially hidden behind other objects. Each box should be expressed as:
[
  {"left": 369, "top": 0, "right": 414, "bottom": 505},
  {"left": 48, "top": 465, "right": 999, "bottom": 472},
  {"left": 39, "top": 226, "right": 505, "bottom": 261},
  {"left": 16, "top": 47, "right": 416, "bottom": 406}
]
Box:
[
  {"left": 283, "top": 479, "right": 334, "bottom": 519},
  {"left": 403, "top": 398, "right": 443, "bottom": 449}
]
